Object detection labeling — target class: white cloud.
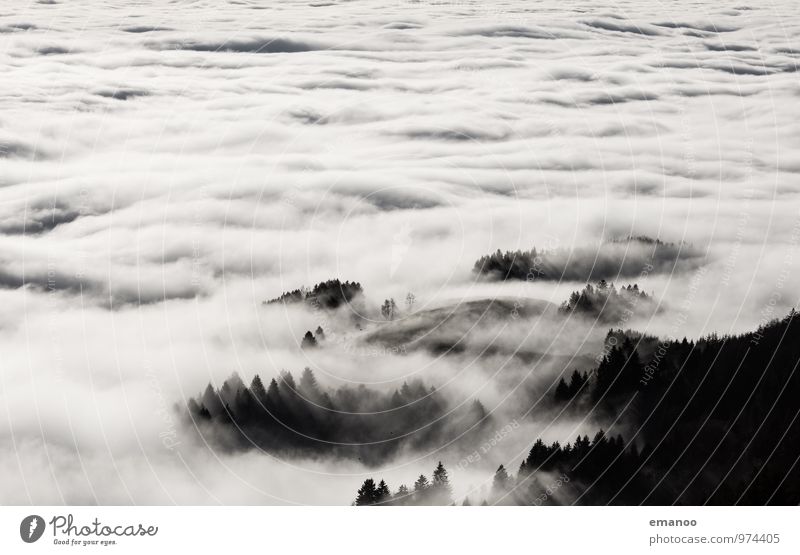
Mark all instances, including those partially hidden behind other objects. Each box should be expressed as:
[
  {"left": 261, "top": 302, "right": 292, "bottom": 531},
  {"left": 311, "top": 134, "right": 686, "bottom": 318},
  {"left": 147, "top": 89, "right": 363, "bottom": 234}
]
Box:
[{"left": 0, "top": 0, "right": 798, "bottom": 504}]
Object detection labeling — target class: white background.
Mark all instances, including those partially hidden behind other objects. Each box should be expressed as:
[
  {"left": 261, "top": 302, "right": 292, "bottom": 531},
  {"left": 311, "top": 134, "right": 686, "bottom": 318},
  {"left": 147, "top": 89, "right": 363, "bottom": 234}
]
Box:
[{"left": 1, "top": 507, "right": 797, "bottom": 554}]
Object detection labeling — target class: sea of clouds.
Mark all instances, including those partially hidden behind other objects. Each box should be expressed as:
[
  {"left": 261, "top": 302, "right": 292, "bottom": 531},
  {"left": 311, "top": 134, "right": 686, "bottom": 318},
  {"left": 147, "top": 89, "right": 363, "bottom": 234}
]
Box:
[{"left": 0, "top": 0, "right": 798, "bottom": 504}]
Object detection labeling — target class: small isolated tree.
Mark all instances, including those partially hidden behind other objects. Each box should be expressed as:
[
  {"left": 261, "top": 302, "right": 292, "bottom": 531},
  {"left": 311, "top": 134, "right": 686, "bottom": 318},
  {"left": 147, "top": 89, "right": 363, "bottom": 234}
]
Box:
[
  {"left": 491, "top": 465, "right": 511, "bottom": 502},
  {"left": 381, "top": 298, "right": 398, "bottom": 320},
  {"left": 405, "top": 292, "right": 416, "bottom": 311},
  {"left": 314, "top": 326, "right": 325, "bottom": 341},
  {"left": 431, "top": 462, "right": 453, "bottom": 505},
  {"left": 301, "top": 330, "right": 317, "bottom": 349},
  {"left": 355, "top": 478, "right": 378, "bottom": 506}
]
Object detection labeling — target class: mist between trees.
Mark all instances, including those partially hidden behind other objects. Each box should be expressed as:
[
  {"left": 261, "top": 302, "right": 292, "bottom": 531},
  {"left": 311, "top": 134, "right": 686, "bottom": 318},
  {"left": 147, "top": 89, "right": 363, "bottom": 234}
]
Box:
[{"left": 188, "top": 304, "right": 800, "bottom": 504}]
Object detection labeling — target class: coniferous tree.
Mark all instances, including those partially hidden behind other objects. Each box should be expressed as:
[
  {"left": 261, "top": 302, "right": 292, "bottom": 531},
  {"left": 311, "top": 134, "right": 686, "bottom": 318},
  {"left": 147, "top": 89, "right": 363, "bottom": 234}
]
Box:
[
  {"left": 431, "top": 462, "right": 453, "bottom": 505},
  {"left": 568, "top": 370, "right": 587, "bottom": 397},
  {"left": 201, "top": 383, "right": 223, "bottom": 416},
  {"left": 381, "top": 298, "right": 398, "bottom": 320},
  {"left": 266, "top": 378, "right": 282, "bottom": 408},
  {"left": 280, "top": 371, "right": 297, "bottom": 393},
  {"left": 301, "top": 330, "right": 318, "bottom": 349},
  {"left": 405, "top": 292, "right": 416, "bottom": 311},
  {"left": 413, "top": 474, "right": 430, "bottom": 504},
  {"left": 394, "top": 484, "right": 410, "bottom": 505},
  {"left": 525, "top": 439, "right": 550, "bottom": 470},
  {"left": 491, "top": 465, "right": 511, "bottom": 502},
  {"left": 375, "top": 480, "right": 391, "bottom": 505},
  {"left": 299, "top": 367, "right": 320, "bottom": 398},
  {"left": 190, "top": 369, "right": 490, "bottom": 466},
  {"left": 355, "top": 478, "right": 378, "bottom": 506},
  {"left": 554, "top": 378, "right": 570, "bottom": 401},
  {"left": 250, "top": 375, "right": 268, "bottom": 404}
]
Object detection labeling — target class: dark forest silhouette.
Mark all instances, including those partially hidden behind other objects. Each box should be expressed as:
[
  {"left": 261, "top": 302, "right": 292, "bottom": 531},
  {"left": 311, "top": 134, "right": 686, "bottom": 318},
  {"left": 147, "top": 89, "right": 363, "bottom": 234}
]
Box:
[
  {"left": 187, "top": 369, "right": 489, "bottom": 465},
  {"left": 354, "top": 311, "right": 800, "bottom": 505},
  {"left": 473, "top": 236, "right": 701, "bottom": 282},
  {"left": 265, "top": 279, "right": 363, "bottom": 309},
  {"left": 558, "top": 280, "right": 655, "bottom": 321},
  {"left": 355, "top": 461, "right": 454, "bottom": 505}
]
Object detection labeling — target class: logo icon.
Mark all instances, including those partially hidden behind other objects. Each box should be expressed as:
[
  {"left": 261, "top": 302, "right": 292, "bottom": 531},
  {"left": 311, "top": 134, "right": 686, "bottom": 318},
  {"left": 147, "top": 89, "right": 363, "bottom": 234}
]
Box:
[{"left": 20, "top": 515, "right": 45, "bottom": 543}]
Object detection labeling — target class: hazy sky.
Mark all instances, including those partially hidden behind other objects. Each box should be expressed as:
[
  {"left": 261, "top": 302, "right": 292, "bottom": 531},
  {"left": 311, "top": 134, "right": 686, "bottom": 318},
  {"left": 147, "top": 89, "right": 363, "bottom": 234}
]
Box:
[{"left": 0, "top": 0, "right": 798, "bottom": 504}]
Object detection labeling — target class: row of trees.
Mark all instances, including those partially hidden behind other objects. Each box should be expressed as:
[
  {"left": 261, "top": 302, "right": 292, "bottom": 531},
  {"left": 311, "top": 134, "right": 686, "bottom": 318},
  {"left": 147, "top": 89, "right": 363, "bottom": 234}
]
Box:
[
  {"left": 265, "top": 277, "right": 417, "bottom": 323},
  {"left": 354, "top": 311, "right": 800, "bottom": 505},
  {"left": 380, "top": 292, "right": 416, "bottom": 320},
  {"left": 352, "top": 431, "right": 648, "bottom": 506},
  {"left": 472, "top": 247, "right": 545, "bottom": 281},
  {"left": 548, "top": 311, "right": 800, "bottom": 504},
  {"left": 301, "top": 326, "right": 325, "bottom": 349},
  {"left": 558, "top": 281, "right": 653, "bottom": 322},
  {"left": 473, "top": 236, "right": 698, "bottom": 282},
  {"left": 265, "top": 279, "right": 363, "bottom": 309},
  {"left": 187, "top": 369, "right": 489, "bottom": 465},
  {"left": 554, "top": 370, "right": 589, "bottom": 402},
  {"left": 355, "top": 462, "right": 453, "bottom": 506}
]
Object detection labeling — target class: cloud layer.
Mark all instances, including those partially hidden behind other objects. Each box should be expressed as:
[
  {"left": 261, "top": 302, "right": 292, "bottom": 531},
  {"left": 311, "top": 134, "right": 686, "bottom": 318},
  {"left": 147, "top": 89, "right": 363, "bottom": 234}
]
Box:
[{"left": 0, "top": 0, "right": 798, "bottom": 504}]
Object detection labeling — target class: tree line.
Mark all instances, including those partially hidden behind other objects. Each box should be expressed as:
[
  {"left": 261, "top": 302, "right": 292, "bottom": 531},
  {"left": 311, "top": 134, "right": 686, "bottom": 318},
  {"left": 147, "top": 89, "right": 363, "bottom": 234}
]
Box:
[
  {"left": 265, "top": 279, "right": 363, "bottom": 309},
  {"left": 551, "top": 310, "right": 800, "bottom": 504},
  {"left": 558, "top": 281, "right": 654, "bottom": 321},
  {"left": 187, "top": 368, "right": 489, "bottom": 465},
  {"left": 473, "top": 236, "right": 699, "bottom": 282},
  {"left": 355, "top": 462, "right": 454, "bottom": 506},
  {"left": 353, "top": 311, "right": 800, "bottom": 505}
]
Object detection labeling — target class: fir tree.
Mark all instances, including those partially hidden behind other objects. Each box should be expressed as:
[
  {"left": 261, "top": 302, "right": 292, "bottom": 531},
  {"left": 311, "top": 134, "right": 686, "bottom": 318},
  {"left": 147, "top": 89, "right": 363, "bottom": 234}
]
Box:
[
  {"left": 491, "top": 465, "right": 511, "bottom": 501},
  {"left": 431, "top": 462, "right": 453, "bottom": 505},
  {"left": 301, "top": 330, "right": 318, "bottom": 349},
  {"left": 375, "top": 480, "right": 391, "bottom": 505},
  {"left": 355, "top": 478, "right": 378, "bottom": 506}
]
